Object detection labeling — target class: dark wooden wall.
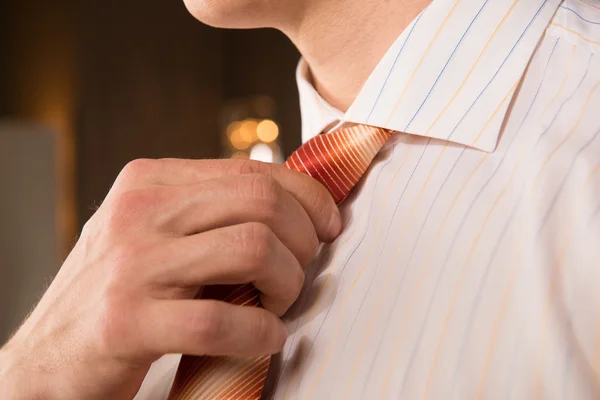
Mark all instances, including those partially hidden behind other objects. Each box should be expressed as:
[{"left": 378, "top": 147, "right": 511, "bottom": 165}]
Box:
[
  {"left": 75, "top": 1, "right": 301, "bottom": 226},
  {"left": 222, "top": 29, "right": 303, "bottom": 157},
  {"left": 76, "top": 0, "right": 226, "bottom": 220},
  {"left": 1, "top": 0, "right": 78, "bottom": 252},
  {"left": 0, "top": 0, "right": 302, "bottom": 232},
  {"left": 2, "top": 0, "right": 306, "bottom": 340}
]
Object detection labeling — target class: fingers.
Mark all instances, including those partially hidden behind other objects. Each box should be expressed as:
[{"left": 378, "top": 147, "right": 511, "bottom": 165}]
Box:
[
  {"left": 114, "top": 158, "right": 341, "bottom": 242},
  {"left": 158, "top": 174, "right": 319, "bottom": 267},
  {"left": 142, "top": 300, "right": 287, "bottom": 357},
  {"left": 206, "top": 159, "right": 342, "bottom": 242},
  {"left": 153, "top": 223, "right": 305, "bottom": 316}
]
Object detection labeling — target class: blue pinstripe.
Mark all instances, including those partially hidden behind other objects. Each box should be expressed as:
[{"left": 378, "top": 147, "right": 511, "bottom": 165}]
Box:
[
  {"left": 267, "top": 143, "right": 401, "bottom": 397},
  {"left": 448, "top": 36, "right": 561, "bottom": 397},
  {"left": 447, "top": 0, "right": 551, "bottom": 141},
  {"left": 365, "top": 10, "right": 427, "bottom": 123},
  {"left": 293, "top": 138, "right": 433, "bottom": 395},
  {"left": 560, "top": 4, "right": 600, "bottom": 24},
  {"left": 404, "top": 0, "right": 491, "bottom": 131},
  {"left": 280, "top": 139, "right": 406, "bottom": 395},
  {"left": 501, "top": 52, "right": 595, "bottom": 397},
  {"left": 332, "top": 144, "right": 464, "bottom": 398}
]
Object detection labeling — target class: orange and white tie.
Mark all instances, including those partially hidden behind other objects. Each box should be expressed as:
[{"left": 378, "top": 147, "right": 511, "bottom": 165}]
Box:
[{"left": 168, "top": 124, "right": 392, "bottom": 400}]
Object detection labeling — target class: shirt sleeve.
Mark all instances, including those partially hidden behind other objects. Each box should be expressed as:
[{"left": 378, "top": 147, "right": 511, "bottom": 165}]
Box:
[{"left": 133, "top": 354, "right": 182, "bottom": 400}]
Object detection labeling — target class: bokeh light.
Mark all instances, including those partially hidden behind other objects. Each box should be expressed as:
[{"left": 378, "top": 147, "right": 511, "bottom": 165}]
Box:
[
  {"left": 256, "top": 119, "right": 279, "bottom": 143},
  {"left": 226, "top": 121, "right": 242, "bottom": 138},
  {"left": 230, "top": 128, "right": 251, "bottom": 150},
  {"left": 240, "top": 119, "right": 258, "bottom": 142}
]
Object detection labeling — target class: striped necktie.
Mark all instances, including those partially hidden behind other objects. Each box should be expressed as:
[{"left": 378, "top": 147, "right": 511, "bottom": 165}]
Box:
[{"left": 168, "top": 124, "right": 392, "bottom": 400}]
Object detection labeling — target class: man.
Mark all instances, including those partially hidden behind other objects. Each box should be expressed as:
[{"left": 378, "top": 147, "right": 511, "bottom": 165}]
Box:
[{"left": 2, "top": 0, "right": 600, "bottom": 398}]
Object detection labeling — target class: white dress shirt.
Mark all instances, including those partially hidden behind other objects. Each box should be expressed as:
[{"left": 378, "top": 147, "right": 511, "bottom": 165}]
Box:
[{"left": 136, "top": 0, "right": 600, "bottom": 398}]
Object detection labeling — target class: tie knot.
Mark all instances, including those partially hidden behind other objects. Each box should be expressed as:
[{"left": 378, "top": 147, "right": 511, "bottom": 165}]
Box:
[{"left": 285, "top": 124, "right": 393, "bottom": 204}]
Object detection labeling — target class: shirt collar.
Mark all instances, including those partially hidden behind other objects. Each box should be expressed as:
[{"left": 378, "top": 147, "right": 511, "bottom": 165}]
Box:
[
  {"left": 297, "top": 0, "right": 562, "bottom": 152},
  {"left": 297, "top": 60, "right": 345, "bottom": 143}
]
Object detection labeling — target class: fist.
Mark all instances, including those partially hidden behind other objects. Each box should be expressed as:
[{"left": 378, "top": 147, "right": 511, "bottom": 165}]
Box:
[{"left": 0, "top": 159, "right": 341, "bottom": 400}]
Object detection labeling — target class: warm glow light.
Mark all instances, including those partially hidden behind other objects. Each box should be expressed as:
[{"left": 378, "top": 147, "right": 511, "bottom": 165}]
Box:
[
  {"left": 230, "top": 129, "right": 251, "bottom": 150},
  {"left": 227, "top": 121, "right": 242, "bottom": 137},
  {"left": 256, "top": 120, "right": 279, "bottom": 143},
  {"left": 249, "top": 143, "right": 274, "bottom": 163},
  {"left": 240, "top": 119, "right": 258, "bottom": 142}
]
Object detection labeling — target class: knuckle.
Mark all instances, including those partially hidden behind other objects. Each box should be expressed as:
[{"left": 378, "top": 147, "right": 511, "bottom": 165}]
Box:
[
  {"left": 120, "top": 158, "right": 157, "bottom": 181},
  {"left": 308, "top": 185, "right": 331, "bottom": 216},
  {"left": 242, "top": 174, "right": 278, "bottom": 200},
  {"left": 289, "top": 266, "right": 305, "bottom": 302},
  {"left": 114, "top": 190, "right": 146, "bottom": 214},
  {"left": 231, "top": 159, "right": 265, "bottom": 175},
  {"left": 240, "top": 223, "right": 276, "bottom": 267},
  {"left": 253, "top": 310, "right": 271, "bottom": 341},
  {"left": 103, "top": 191, "right": 147, "bottom": 231},
  {"left": 296, "top": 227, "right": 319, "bottom": 267},
  {"left": 108, "top": 186, "right": 167, "bottom": 226},
  {"left": 307, "top": 229, "right": 319, "bottom": 259},
  {"left": 190, "top": 303, "right": 224, "bottom": 344},
  {"left": 235, "top": 175, "right": 282, "bottom": 221},
  {"left": 80, "top": 213, "right": 100, "bottom": 237},
  {"left": 248, "top": 174, "right": 281, "bottom": 214}
]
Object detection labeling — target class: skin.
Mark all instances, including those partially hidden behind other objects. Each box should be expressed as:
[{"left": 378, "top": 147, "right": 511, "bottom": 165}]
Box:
[
  {"left": 182, "top": 0, "right": 430, "bottom": 110},
  {"left": 0, "top": 0, "right": 431, "bottom": 398},
  {"left": 0, "top": 159, "right": 340, "bottom": 399}
]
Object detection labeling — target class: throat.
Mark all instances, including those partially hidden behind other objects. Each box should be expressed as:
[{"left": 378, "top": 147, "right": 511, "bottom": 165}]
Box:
[{"left": 284, "top": 0, "right": 431, "bottom": 112}]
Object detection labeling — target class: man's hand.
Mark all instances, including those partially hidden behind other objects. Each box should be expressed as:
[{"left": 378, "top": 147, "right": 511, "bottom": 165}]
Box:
[{"left": 0, "top": 159, "right": 341, "bottom": 400}]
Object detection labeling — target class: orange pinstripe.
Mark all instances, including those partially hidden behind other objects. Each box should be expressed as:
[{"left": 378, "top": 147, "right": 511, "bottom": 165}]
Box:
[
  {"left": 169, "top": 124, "right": 392, "bottom": 400},
  {"left": 422, "top": 141, "right": 529, "bottom": 398},
  {"left": 471, "top": 79, "right": 520, "bottom": 147},
  {"left": 280, "top": 226, "right": 360, "bottom": 400},
  {"left": 150, "top": 3, "right": 600, "bottom": 400},
  {"left": 424, "top": 0, "right": 521, "bottom": 136},
  {"left": 531, "top": 86, "right": 600, "bottom": 396},
  {"left": 378, "top": 151, "right": 490, "bottom": 399},
  {"left": 539, "top": 44, "right": 576, "bottom": 118},
  {"left": 341, "top": 142, "right": 450, "bottom": 398},
  {"left": 550, "top": 23, "right": 600, "bottom": 46},
  {"left": 304, "top": 137, "right": 417, "bottom": 399},
  {"left": 384, "top": 0, "right": 463, "bottom": 126},
  {"left": 535, "top": 80, "right": 600, "bottom": 183},
  {"left": 475, "top": 82, "right": 600, "bottom": 399}
]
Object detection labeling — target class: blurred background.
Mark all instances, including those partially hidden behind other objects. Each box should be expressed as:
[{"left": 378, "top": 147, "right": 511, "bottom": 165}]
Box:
[{"left": 0, "top": 0, "right": 302, "bottom": 342}]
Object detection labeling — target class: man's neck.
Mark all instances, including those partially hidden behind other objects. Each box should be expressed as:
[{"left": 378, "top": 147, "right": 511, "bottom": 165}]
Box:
[{"left": 282, "top": 0, "right": 430, "bottom": 112}]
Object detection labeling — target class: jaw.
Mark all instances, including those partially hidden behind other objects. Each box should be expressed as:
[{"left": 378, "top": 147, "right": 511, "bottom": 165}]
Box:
[{"left": 182, "top": 0, "right": 306, "bottom": 32}]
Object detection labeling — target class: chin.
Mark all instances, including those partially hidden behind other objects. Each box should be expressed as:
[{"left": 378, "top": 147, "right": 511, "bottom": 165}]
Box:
[{"left": 183, "top": 0, "right": 279, "bottom": 29}]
